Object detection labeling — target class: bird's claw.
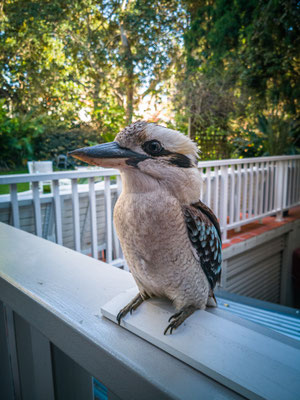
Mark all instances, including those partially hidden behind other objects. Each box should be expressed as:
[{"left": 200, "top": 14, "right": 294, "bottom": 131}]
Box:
[
  {"left": 164, "top": 312, "right": 183, "bottom": 335},
  {"left": 164, "top": 306, "right": 196, "bottom": 335},
  {"left": 168, "top": 311, "right": 182, "bottom": 323},
  {"left": 116, "top": 293, "right": 145, "bottom": 325},
  {"left": 116, "top": 309, "right": 127, "bottom": 325},
  {"left": 116, "top": 304, "right": 136, "bottom": 325}
]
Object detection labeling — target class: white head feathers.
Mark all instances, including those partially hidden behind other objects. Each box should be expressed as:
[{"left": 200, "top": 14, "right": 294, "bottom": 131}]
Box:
[{"left": 145, "top": 123, "right": 199, "bottom": 159}]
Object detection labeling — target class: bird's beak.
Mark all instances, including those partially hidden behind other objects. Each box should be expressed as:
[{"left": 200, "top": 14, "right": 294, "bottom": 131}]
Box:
[{"left": 68, "top": 141, "right": 146, "bottom": 168}]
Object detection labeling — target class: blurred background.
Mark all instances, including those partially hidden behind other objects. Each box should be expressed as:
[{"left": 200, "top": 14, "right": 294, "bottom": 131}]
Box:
[{"left": 0, "top": 0, "right": 299, "bottom": 173}]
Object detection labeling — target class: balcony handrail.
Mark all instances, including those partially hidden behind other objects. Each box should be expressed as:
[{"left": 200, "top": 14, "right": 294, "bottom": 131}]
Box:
[
  {"left": 0, "top": 167, "right": 120, "bottom": 184},
  {"left": 197, "top": 154, "right": 300, "bottom": 168}
]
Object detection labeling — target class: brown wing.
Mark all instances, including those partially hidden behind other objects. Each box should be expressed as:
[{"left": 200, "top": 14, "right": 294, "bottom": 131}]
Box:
[{"left": 183, "top": 201, "right": 222, "bottom": 289}]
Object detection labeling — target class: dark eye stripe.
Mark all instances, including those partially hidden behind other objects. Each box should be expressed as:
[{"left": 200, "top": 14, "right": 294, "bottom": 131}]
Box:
[
  {"left": 142, "top": 140, "right": 166, "bottom": 156},
  {"left": 140, "top": 140, "right": 193, "bottom": 168},
  {"left": 168, "top": 154, "right": 192, "bottom": 168}
]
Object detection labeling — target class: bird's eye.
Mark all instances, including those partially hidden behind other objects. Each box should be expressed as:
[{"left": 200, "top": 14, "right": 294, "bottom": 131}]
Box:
[{"left": 143, "top": 140, "right": 163, "bottom": 156}]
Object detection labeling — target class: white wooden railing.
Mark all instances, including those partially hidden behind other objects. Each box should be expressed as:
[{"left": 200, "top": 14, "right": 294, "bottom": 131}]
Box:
[
  {"left": 198, "top": 155, "right": 300, "bottom": 240},
  {"left": 0, "top": 156, "right": 299, "bottom": 255},
  {"left": 0, "top": 168, "right": 123, "bottom": 265}
]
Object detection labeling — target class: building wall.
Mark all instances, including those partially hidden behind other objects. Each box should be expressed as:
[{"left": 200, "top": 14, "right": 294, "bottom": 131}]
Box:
[{"left": 221, "top": 219, "right": 300, "bottom": 307}]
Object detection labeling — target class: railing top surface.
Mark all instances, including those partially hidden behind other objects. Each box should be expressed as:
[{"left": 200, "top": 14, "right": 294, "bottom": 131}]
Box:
[
  {"left": 198, "top": 154, "right": 300, "bottom": 168},
  {"left": 0, "top": 168, "right": 120, "bottom": 184},
  {"left": 1, "top": 223, "right": 299, "bottom": 400},
  {"left": 0, "top": 222, "right": 245, "bottom": 400}
]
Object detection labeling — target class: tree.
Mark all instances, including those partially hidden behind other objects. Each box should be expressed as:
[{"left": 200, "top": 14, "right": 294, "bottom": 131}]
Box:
[
  {"left": 1, "top": 0, "right": 299, "bottom": 166},
  {"left": 172, "top": 0, "right": 299, "bottom": 158},
  {"left": 239, "top": 0, "right": 300, "bottom": 117},
  {"left": 1, "top": 0, "right": 183, "bottom": 125}
]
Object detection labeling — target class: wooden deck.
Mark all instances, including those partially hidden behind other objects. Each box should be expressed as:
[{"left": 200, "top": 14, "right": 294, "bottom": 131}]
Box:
[{"left": 224, "top": 205, "right": 300, "bottom": 248}]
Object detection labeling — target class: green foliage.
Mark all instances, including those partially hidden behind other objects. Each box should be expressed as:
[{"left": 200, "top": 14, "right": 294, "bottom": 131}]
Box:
[
  {"left": 256, "top": 115, "right": 300, "bottom": 156},
  {"left": 0, "top": 100, "right": 44, "bottom": 168},
  {"left": 232, "top": 115, "right": 300, "bottom": 158},
  {"left": 196, "top": 125, "right": 232, "bottom": 160},
  {"left": 232, "top": 129, "right": 266, "bottom": 158},
  {"left": 0, "top": 100, "right": 107, "bottom": 168},
  {"left": 33, "top": 127, "right": 102, "bottom": 162},
  {"left": 239, "top": 0, "right": 299, "bottom": 115},
  {"left": 1, "top": 0, "right": 182, "bottom": 125},
  {"left": 1, "top": 0, "right": 299, "bottom": 165},
  {"left": 174, "top": 0, "right": 300, "bottom": 159},
  {"left": 92, "top": 101, "right": 127, "bottom": 143}
]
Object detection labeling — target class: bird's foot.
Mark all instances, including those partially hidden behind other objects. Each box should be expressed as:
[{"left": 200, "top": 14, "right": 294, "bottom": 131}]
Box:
[
  {"left": 116, "top": 293, "right": 146, "bottom": 325},
  {"left": 206, "top": 290, "right": 217, "bottom": 307},
  {"left": 164, "top": 305, "right": 196, "bottom": 335}
]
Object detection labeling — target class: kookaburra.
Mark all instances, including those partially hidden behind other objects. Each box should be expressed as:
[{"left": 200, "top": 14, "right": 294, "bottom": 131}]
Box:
[{"left": 70, "top": 121, "right": 222, "bottom": 334}]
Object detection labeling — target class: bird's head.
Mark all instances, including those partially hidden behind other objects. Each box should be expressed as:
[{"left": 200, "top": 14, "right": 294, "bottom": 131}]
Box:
[
  {"left": 69, "top": 121, "right": 200, "bottom": 200},
  {"left": 70, "top": 121, "right": 198, "bottom": 171}
]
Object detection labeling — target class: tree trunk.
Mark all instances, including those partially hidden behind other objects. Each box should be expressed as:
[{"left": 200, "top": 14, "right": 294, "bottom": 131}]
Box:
[
  {"left": 125, "top": 60, "right": 134, "bottom": 124},
  {"left": 120, "top": 0, "right": 134, "bottom": 125}
]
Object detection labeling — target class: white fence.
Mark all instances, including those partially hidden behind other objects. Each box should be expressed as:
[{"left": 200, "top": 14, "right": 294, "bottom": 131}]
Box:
[
  {"left": 0, "top": 156, "right": 299, "bottom": 258},
  {"left": 198, "top": 155, "right": 300, "bottom": 240},
  {"left": 0, "top": 169, "right": 122, "bottom": 265}
]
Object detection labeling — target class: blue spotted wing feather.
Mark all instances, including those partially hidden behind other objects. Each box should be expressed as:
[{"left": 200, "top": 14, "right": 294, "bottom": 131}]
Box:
[{"left": 183, "top": 201, "right": 222, "bottom": 289}]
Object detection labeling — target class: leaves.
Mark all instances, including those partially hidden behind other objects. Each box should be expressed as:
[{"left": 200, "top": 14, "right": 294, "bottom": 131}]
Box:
[
  {"left": 172, "top": 0, "right": 299, "bottom": 158},
  {"left": 0, "top": 0, "right": 299, "bottom": 167}
]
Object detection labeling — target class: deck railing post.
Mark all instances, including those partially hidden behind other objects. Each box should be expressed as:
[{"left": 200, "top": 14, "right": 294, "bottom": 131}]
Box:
[
  {"left": 32, "top": 181, "right": 42, "bottom": 237},
  {"left": 220, "top": 166, "right": 228, "bottom": 241},
  {"left": 104, "top": 176, "right": 113, "bottom": 263},
  {"left": 254, "top": 162, "right": 259, "bottom": 217},
  {"left": 206, "top": 167, "right": 211, "bottom": 207},
  {"left": 10, "top": 183, "right": 20, "bottom": 229},
  {"left": 53, "top": 180, "right": 63, "bottom": 245},
  {"left": 229, "top": 166, "right": 235, "bottom": 226},
  {"left": 275, "top": 161, "right": 284, "bottom": 221},
  {"left": 242, "top": 163, "right": 248, "bottom": 220},
  {"left": 282, "top": 160, "right": 288, "bottom": 211},
  {"left": 214, "top": 167, "right": 220, "bottom": 217},
  {"left": 71, "top": 178, "right": 81, "bottom": 252},
  {"left": 113, "top": 175, "right": 123, "bottom": 260},
  {"left": 88, "top": 177, "right": 98, "bottom": 259}
]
